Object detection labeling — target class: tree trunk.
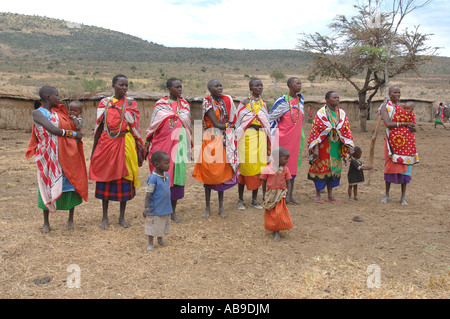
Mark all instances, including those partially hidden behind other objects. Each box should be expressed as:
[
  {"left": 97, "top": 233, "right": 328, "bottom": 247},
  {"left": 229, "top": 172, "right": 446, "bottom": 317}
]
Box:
[
  {"left": 365, "top": 115, "right": 383, "bottom": 186},
  {"left": 358, "top": 92, "right": 368, "bottom": 132}
]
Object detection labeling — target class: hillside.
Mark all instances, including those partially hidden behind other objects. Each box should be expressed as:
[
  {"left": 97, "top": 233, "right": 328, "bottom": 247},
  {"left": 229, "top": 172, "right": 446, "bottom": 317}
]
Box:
[
  {"left": 0, "top": 12, "right": 449, "bottom": 102},
  {"left": 0, "top": 12, "right": 311, "bottom": 65}
]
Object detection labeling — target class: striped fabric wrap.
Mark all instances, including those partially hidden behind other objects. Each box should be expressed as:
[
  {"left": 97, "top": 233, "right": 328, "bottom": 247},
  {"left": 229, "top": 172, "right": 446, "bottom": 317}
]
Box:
[
  {"left": 202, "top": 95, "right": 239, "bottom": 173},
  {"left": 145, "top": 96, "right": 192, "bottom": 188},
  {"left": 145, "top": 96, "right": 192, "bottom": 146},
  {"left": 33, "top": 110, "right": 63, "bottom": 213},
  {"left": 268, "top": 93, "right": 305, "bottom": 176},
  {"left": 269, "top": 93, "right": 304, "bottom": 137},
  {"left": 235, "top": 99, "right": 271, "bottom": 144}
]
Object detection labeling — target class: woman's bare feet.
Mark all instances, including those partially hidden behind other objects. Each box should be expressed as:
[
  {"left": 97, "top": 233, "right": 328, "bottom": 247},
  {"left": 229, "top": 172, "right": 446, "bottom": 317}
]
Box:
[
  {"left": 218, "top": 207, "right": 227, "bottom": 218},
  {"left": 100, "top": 218, "right": 109, "bottom": 229},
  {"left": 286, "top": 197, "right": 300, "bottom": 205},
  {"left": 202, "top": 207, "right": 210, "bottom": 219},
  {"left": 42, "top": 224, "right": 50, "bottom": 233},
  {"left": 380, "top": 195, "right": 390, "bottom": 204},
  {"left": 119, "top": 218, "right": 130, "bottom": 228},
  {"left": 171, "top": 212, "right": 182, "bottom": 223}
]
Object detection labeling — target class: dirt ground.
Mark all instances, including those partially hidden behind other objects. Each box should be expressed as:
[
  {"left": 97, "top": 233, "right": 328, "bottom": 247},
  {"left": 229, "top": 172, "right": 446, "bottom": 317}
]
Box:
[{"left": 0, "top": 119, "right": 449, "bottom": 300}]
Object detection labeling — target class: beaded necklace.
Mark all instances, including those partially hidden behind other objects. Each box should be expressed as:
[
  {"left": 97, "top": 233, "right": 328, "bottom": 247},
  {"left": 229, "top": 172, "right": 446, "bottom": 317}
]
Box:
[
  {"left": 167, "top": 96, "right": 180, "bottom": 129},
  {"left": 286, "top": 94, "right": 300, "bottom": 124},
  {"left": 104, "top": 96, "right": 126, "bottom": 139},
  {"left": 248, "top": 94, "right": 262, "bottom": 124},
  {"left": 210, "top": 95, "right": 227, "bottom": 123},
  {"left": 325, "top": 105, "right": 340, "bottom": 143}
]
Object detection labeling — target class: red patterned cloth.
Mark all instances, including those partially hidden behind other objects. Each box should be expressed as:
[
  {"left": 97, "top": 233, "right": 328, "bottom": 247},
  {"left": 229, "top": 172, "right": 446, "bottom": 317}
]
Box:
[
  {"left": 385, "top": 101, "right": 419, "bottom": 165},
  {"left": 26, "top": 104, "right": 88, "bottom": 212},
  {"left": 307, "top": 105, "right": 354, "bottom": 181},
  {"left": 89, "top": 96, "right": 144, "bottom": 183},
  {"left": 264, "top": 198, "right": 293, "bottom": 231}
]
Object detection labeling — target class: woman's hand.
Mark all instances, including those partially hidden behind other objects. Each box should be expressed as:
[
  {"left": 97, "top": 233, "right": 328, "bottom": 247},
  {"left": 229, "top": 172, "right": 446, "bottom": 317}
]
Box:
[
  {"left": 406, "top": 124, "right": 416, "bottom": 132},
  {"left": 75, "top": 130, "right": 83, "bottom": 141},
  {"left": 312, "top": 145, "right": 319, "bottom": 159},
  {"left": 138, "top": 151, "right": 144, "bottom": 167}
]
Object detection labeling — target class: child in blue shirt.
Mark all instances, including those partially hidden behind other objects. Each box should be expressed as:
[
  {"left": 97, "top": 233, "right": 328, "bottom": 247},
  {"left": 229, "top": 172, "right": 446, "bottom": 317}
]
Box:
[{"left": 142, "top": 151, "right": 173, "bottom": 252}]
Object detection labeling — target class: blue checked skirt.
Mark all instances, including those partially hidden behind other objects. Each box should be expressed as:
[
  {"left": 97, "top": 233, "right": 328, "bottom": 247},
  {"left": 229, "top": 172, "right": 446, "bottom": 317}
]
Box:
[{"left": 95, "top": 179, "right": 136, "bottom": 201}]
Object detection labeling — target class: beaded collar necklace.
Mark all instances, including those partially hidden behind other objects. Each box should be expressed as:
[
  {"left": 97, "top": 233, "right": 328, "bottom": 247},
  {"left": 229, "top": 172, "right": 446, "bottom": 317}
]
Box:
[
  {"left": 167, "top": 96, "right": 181, "bottom": 129},
  {"left": 325, "top": 105, "right": 340, "bottom": 143},
  {"left": 104, "top": 95, "right": 126, "bottom": 139},
  {"left": 286, "top": 94, "right": 300, "bottom": 124}
]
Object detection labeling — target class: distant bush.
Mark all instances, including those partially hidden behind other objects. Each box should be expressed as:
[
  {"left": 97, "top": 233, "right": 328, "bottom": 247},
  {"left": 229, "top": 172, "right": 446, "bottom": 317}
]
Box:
[{"left": 81, "top": 79, "right": 106, "bottom": 93}]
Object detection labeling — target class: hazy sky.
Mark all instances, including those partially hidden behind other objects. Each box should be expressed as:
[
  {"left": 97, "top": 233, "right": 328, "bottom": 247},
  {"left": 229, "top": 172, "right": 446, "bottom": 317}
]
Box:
[{"left": 1, "top": 0, "right": 449, "bottom": 57}]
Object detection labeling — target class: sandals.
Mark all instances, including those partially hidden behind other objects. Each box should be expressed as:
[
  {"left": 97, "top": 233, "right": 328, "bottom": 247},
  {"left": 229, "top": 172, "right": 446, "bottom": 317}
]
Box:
[{"left": 313, "top": 197, "right": 324, "bottom": 204}]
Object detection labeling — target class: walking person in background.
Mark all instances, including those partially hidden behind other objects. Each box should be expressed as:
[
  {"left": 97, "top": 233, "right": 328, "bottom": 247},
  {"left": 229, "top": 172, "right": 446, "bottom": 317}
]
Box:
[
  {"left": 307, "top": 103, "right": 313, "bottom": 123},
  {"left": 434, "top": 102, "right": 447, "bottom": 129}
]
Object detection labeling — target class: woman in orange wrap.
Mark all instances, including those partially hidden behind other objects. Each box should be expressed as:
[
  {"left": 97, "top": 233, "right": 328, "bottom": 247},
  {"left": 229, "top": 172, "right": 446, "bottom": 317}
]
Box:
[{"left": 193, "top": 79, "right": 238, "bottom": 219}]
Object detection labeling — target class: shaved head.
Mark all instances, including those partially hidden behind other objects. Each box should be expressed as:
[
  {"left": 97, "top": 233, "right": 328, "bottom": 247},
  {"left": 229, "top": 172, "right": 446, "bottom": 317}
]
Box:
[
  {"left": 388, "top": 85, "right": 400, "bottom": 93},
  {"left": 38, "top": 86, "right": 57, "bottom": 101}
]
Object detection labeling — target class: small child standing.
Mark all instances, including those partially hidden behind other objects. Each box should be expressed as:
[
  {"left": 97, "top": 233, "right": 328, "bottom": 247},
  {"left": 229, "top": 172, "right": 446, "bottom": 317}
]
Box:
[
  {"left": 260, "top": 147, "right": 294, "bottom": 242},
  {"left": 142, "top": 151, "right": 172, "bottom": 252},
  {"left": 347, "top": 146, "right": 373, "bottom": 200},
  {"left": 68, "top": 100, "right": 84, "bottom": 129}
]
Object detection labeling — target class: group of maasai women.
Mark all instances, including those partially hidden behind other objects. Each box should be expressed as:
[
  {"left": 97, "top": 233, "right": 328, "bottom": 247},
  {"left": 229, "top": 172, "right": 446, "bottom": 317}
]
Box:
[{"left": 26, "top": 75, "right": 418, "bottom": 239}]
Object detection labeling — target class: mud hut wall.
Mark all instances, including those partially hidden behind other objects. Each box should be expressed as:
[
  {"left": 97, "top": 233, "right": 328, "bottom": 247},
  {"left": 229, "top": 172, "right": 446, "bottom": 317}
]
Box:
[
  {"left": 78, "top": 99, "right": 201, "bottom": 131},
  {"left": 77, "top": 99, "right": 158, "bottom": 132},
  {"left": 0, "top": 97, "right": 434, "bottom": 132},
  {"left": 367, "top": 99, "right": 433, "bottom": 122},
  {"left": 300, "top": 99, "right": 433, "bottom": 123},
  {"left": 0, "top": 98, "right": 38, "bottom": 130}
]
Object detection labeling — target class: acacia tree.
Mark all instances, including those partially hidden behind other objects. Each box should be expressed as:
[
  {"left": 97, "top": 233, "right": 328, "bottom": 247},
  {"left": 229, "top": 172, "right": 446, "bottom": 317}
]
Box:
[
  {"left": 270, "top": 70, "right": 286, "bottom": 93},
  {"left": 298, "top": 0, "right": 436, "bottom": 132}
]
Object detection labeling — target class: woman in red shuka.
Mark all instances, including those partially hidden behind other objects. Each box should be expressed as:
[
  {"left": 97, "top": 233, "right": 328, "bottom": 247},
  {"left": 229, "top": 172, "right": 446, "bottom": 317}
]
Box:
[{"left": 89, "top": 74, "right": 145, "bottom": 229}]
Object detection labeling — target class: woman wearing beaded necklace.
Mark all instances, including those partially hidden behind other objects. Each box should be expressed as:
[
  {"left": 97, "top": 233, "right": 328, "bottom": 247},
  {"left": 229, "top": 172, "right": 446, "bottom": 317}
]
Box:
[
  {"left": 193, "top": 79, "right": 238, "bottom": 219},
  {"left": 269, "top": 77, "right": 305, "bottom": 204},
  {"left": 89, "top": 74, "right": 145, "bottom": 229},
  {"left": 145, "top": 78, "right": 192, "bottom": 223},
  {"left": 307, "top": 91, "right": 354, "bottom": 204},
  {"left": 235, "top": 78, "right": 271, "bottom": 210}
]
